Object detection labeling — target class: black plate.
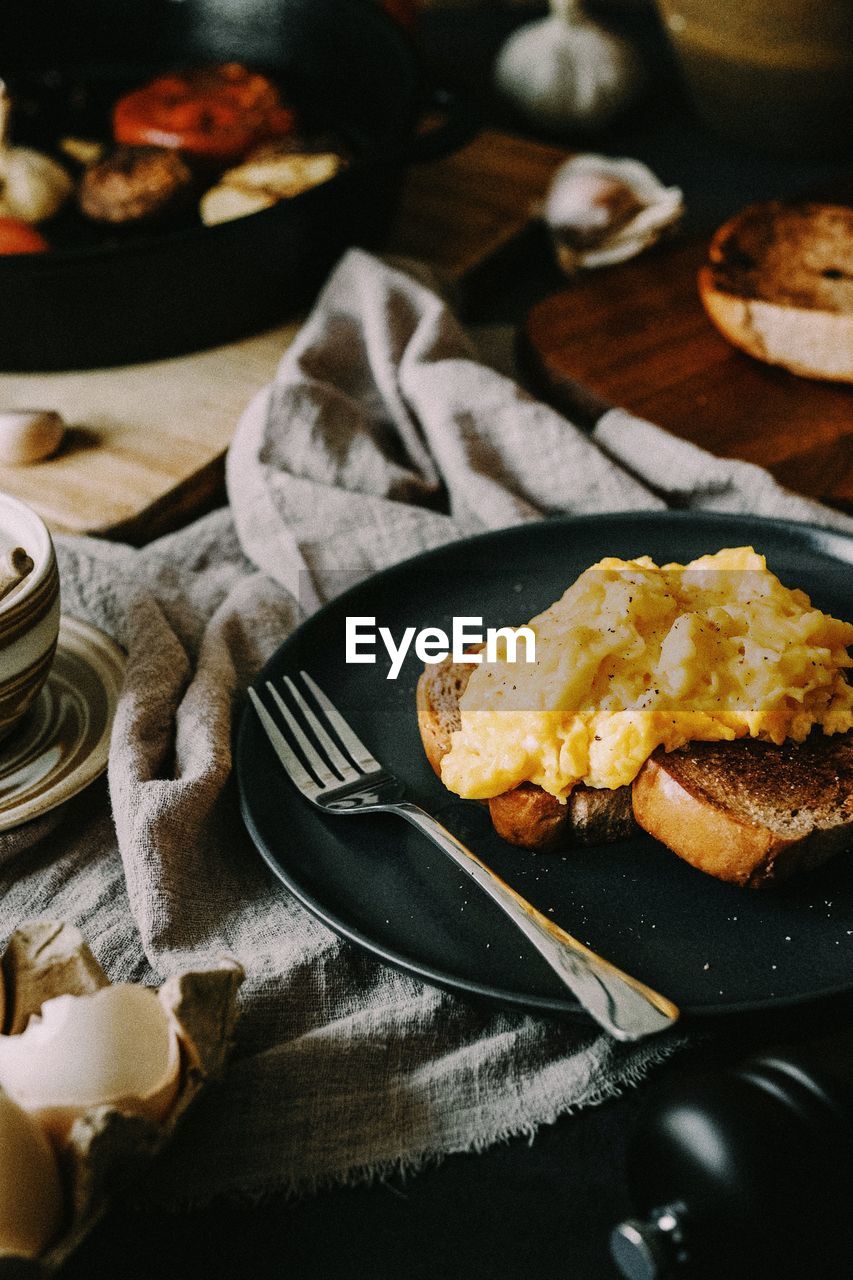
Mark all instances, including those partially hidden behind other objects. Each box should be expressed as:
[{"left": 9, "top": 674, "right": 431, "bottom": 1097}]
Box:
[{"left": 237, "top": 512, "right": 853, "bottom": 1024}]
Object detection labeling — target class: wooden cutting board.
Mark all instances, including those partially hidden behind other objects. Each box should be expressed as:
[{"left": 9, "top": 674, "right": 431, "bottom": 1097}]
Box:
[
  {"left": 521, "top": 237, "right": 853, "bottom": 510},
  {"left": 0, "top": 129, "right": 567, "bottom": 543}
]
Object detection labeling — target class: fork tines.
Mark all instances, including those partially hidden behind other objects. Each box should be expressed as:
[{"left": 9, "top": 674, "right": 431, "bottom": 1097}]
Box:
[{"left": 248, "top": 671, "right": 380, "bottom": 797}]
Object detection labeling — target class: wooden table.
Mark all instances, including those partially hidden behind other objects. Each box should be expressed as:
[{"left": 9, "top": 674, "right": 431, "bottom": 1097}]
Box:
[
  {"left": 0, "top": 130, "right": 566, "bottom": 542},
  {"left": 522, "top": 237, "right": 853, "bottom": 512}
]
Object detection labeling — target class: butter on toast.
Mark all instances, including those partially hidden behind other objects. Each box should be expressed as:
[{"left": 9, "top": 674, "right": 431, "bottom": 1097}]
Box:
[
  {"left": 415, "top": 654, "right": 637, "bottom": 850},
  {"left": 633, "top": 733, "right": 853, "bottom": 888}
]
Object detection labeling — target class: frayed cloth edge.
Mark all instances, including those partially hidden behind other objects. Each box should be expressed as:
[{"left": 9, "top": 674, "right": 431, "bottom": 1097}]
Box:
[{"left": 138, "top": 1030, "right": 688, "bottom": 1212}]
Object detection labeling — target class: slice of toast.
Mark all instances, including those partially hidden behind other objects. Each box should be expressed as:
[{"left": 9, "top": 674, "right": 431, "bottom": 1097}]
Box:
[
  {"left": 632, "top": 733, "right": 853, "bottom": 888},
  {"left": 417, "top": 653, "right": 853, "bottom": 882},
  {"left": 416, "top": 654, "right": 637, "bottom": 850}
]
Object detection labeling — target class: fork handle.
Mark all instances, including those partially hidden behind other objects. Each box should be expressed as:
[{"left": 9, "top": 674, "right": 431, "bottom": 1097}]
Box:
[{"left": 395, "top": 802, "right": 679, "bottom": 1041}]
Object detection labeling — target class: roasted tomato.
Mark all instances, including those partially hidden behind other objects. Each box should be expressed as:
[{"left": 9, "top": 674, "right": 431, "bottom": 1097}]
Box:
[
  {"left": 0, "top": 218, "right": 49, "bottom": 254},
  {"left": 113, "top": 63, "right": 296, "bottom": 164}
]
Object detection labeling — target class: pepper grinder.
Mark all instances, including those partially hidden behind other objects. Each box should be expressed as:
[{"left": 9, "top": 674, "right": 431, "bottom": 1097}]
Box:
[{"left": 611, "top": 1029, "right": 853, "bottom": 1279}]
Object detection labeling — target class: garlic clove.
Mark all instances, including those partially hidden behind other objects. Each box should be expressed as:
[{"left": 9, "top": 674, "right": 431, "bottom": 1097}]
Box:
[
  {"left": 0, "top": 1088, "right": 64, "bottom": 1259},
  {"left": 0, "top": 985, "right": 182, "bottom": 1143},
  {"left": 0, "top": 410, "right": 65, "bottom": 466}
]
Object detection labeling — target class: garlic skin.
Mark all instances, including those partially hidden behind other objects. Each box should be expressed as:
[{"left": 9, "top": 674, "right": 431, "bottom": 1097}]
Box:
[
  {"left": 542, "top": 153, "right": 684, "bottom": 272},
  {"left": 0, "top": 985, "right": 182, "bottom": 1142},
  {"left": 494, "top": 0, "right": 644, "bottom": 133},
  {"left": 0, "top": 83, "right": 73, "bottom": 224},
  {"left": 544, "top": 170, "right": 641, "bottom": 247},
  {"left": 0, "top": 1088, "right": 64, "bottom": 1259}
]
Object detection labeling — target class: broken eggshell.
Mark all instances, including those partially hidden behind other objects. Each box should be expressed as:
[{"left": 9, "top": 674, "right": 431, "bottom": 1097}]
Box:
[
  {"left": 0, "top": 985, "right": 182, "bottom": 1143},
  {"left": 0, "top": 922, "right": 243, "bottom": 1271},
  {"left": 542, "top": 154, "right": 684, "bottom": 273}
]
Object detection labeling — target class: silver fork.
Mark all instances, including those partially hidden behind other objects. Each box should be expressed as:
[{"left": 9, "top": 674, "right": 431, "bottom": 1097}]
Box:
[{"left": 248, "top": 671, "right": 680, "bottom": 1041}]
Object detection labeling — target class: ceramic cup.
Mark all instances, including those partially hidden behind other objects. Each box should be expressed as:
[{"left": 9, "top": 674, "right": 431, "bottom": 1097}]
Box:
[
  {"left": 655, "top": 0, "right": 853, "bottom": 157},
  {"left": 0, "top": 494, "right": 60, "bottom": 741}
]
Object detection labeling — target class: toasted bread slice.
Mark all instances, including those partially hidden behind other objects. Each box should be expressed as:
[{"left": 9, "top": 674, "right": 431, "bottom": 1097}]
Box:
[
  {"left": 417, "top": 653, "right": 853, "bottom": 878},
  {"left": 416, "top": 654, "right": 637, "bottom": 850},
  {"left": 633, "top": 733, "right": 853, "bottom": 888},
  {"left": 698, "top": 201, "right": 853, "bottom": 382},
  {"left": 415, "top": 651, "right": 477, "bottom": 777}
]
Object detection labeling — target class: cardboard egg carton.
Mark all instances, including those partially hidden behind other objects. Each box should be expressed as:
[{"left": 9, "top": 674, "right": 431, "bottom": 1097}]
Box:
[{"left": 0, "top": 921, "right": 243, "bottom": 1272}]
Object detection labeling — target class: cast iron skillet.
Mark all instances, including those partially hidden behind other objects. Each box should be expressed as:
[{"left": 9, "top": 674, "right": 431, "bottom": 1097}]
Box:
[{"left": 0, "top": 0, "right": 476, "bottom": 370}]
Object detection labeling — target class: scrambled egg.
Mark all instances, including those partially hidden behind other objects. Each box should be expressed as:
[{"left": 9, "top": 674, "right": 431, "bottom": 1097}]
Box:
[{"left": 441, "top": 547, "right": 853, "bottom": 801}]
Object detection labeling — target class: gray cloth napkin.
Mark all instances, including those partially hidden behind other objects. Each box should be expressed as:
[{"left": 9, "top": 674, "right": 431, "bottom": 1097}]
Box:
[{"left": 1, "top": 248, "right": 851, "bottom": 1206}]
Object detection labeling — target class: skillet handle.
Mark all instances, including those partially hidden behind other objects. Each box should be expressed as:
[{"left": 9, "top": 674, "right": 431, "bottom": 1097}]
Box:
[{"left": 401, "top": 88, "right": 480, "bottom": 163}]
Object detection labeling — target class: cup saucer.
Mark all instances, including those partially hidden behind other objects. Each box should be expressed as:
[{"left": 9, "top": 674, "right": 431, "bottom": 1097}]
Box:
[{"left": 0, "top": 615, "right": 124, "bottom": 830}]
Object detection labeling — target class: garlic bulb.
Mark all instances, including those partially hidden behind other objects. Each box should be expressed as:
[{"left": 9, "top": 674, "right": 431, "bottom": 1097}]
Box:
[
  {"left": 0, "top": 984, "right": 182, "bottom": 1141},
  {"left": 0, "top": 1088, "right": 64, "bottom": 1258},
  {"left": 0, "top": 83, "right": 73, "bottom": 224},
  {"left": 542, "top": 153, "right": 684, "bottom": 272},
  {"left": 494, "top": 0, "right": 644, "bottom": 133}
]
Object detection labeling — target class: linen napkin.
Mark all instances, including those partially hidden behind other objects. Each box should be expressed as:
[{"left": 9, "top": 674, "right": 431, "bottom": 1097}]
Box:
[{"left": 1, "top": 248, "right": 850, "bottom": 1206}]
